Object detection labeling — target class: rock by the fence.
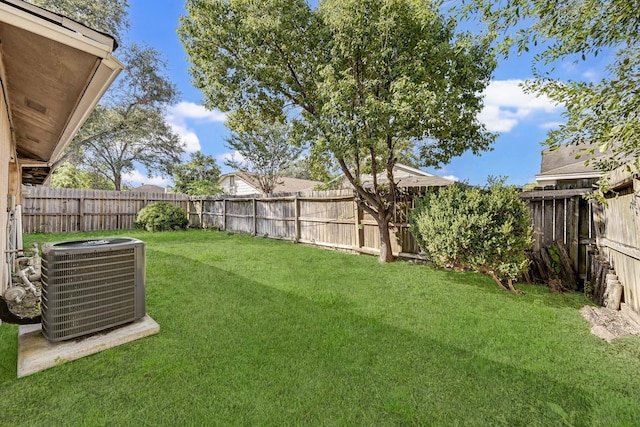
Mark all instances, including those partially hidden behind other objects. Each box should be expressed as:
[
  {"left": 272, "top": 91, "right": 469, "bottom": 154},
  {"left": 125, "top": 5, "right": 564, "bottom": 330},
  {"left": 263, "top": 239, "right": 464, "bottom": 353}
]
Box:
[
  {"left": 580, "top": 305, "right": 640, "bottom": 342},
  {"left": 605, "top": 281, "right": 623, "bottom": 310},
  {"left": 589, "top": 255, "right": 614, "bottom": 305}
]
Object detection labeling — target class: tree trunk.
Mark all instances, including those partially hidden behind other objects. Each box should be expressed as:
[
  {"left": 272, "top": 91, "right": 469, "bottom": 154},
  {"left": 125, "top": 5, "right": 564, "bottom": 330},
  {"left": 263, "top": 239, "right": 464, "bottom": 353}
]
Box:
[{"left": 376, "top": 214, "right": 394, "bottom": 263}]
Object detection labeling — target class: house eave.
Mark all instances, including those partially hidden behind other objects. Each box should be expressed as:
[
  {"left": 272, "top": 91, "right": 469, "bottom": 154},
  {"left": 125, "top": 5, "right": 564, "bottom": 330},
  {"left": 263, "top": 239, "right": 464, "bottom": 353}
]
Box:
[
  {"left": 0, "top": 0, "right": 124, "bottom": 185},
  {"left": 0, "top": 0, "right": 118, "bottom": 55},
  {"left": 535, "top": 171, "right": 603, "bottom": 186},
  {"left": 49, "top": 58, "right": 124, "bottom": 162}
]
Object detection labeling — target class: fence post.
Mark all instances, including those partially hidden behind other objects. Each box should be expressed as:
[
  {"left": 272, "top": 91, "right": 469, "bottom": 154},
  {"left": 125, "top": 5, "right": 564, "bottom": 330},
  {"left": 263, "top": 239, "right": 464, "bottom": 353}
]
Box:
[
  {"left": 223, "top": 198, "right": 227, "bottom": 231},
  {"left": 294, "top": 196, "right": 300, "bottom": 242},
  {"left": 354, "top": 198, "right": 362, "bottom": 250},
  {"left": 253, "top": 198, "right": 257, "bottom": 236},
  {"left": 78, "top": 196, "right": 85, "bottom": 232},
  {"left": 571, "top": 196, "right": 580, "bottom": 271}
]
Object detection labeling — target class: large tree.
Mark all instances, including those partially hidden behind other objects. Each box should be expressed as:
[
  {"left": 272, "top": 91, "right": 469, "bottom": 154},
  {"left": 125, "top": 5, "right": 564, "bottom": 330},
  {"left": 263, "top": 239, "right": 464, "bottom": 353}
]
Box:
[
  {"left": 50, "top": 161, "right": 117, "bottom": 190},
  {"left": 460, "top": 0, "right": 640, "bottom": 173},
  {"left": 180, "top": 0, "right": 495, "bottom": 262},
  {"left": 173, "top": 151, "right": 222, "bottom": 196},
  {"left": 64, "top": 44, "right": 184, "bottom": 190},
  {"left": 224, "top": 112, "right": 302, "bottom": 194}
]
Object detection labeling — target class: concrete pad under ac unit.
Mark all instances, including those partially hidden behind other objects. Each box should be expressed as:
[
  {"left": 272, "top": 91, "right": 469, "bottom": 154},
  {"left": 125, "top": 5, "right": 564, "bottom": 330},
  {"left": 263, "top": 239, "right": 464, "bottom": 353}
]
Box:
[{"left": 17, "top": 315, "right": 160, "bottom": 378}]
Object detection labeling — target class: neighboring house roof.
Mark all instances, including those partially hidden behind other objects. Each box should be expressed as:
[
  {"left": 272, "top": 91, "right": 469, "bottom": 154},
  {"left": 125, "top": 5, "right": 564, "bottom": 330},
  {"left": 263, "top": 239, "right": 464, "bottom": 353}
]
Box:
[
  {"left": 340, "top": 163, "right": 454, "bottom": 189},
  {"left": 0, "top": 0, "right": 123, "bottom": 185},
  {"left": 535, "top": 143, "right": 604, "bottom": 186},
  {"left": 220, "top": 171, "right": 321, "bottom": 194},
  {"left": 131, "top": 184, "right": 165, "bottom": 194}
]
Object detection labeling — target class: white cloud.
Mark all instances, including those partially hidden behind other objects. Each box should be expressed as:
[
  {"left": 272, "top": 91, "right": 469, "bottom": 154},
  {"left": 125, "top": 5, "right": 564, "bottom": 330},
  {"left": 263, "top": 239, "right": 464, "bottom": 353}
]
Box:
[
  {"left": 582, "top": 69, "right": 599, "bottom": 82},
  {"left": 166, "top": 101, "right": 227, "bottom": 123},
  {"left": 478, "top": 105, "right": 519, "bottom": 133},
  {"left": 479, "top": 79, "right": 562, "bottom": 133},
  {"left": 540, "top": 121, "right": 564, "bottom": 130},
  {"left": 442, "top": 175, "right": 459, "bottom": 182},
  {"left": 217, "top": 151, "right": 244, "bottom": 164},
  {"left": 169, "top": 122, "right": 201, "bottom": 152},
  {"left": 165, "top": 101, "right": 228, "bottom": 153},
  {"left": 123, "top": 170, "right": 170, "bottom": 187}
]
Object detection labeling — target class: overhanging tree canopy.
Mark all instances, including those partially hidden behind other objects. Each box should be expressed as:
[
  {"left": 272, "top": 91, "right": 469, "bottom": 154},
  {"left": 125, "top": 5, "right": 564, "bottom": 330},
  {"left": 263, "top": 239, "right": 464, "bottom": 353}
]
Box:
[
  {"left": 26, "top": 0, "right": 129, "bottom": 41},
  {"left": 180, "top": 0, "right": 496, "bottom": 262},
  {"left": 459, "top": 0, "right": 640, "bottom": 173}
]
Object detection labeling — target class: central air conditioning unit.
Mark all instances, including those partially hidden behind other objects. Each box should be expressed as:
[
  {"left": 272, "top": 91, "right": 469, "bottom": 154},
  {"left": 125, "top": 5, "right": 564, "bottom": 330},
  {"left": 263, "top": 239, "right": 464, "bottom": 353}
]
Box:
[{"left": 41, "top": 237, "right": 146, "bottom": 342}]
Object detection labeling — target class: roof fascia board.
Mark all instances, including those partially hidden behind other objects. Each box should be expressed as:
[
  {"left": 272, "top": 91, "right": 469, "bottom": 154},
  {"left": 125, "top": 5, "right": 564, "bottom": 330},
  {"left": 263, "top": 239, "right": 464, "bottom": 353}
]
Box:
[
  {"left": 17, "top": 158, "right": 48, "bottom": 167},
  {"left": 535, "top": 171, "right": 602, "bottom": 183},
  {"left": 0, "top": 0, "right": 115, "bottom": 58},
  {"left": 394, "top": 163, "right": 433, "bottom": 177}
]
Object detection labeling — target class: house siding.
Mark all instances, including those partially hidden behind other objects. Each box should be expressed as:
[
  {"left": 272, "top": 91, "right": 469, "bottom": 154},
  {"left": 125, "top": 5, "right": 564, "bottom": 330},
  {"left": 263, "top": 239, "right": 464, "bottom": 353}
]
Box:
[
  {"left": 1, "top": 55, "right": 12, "bottom": 294},
  {"left": 219, "top": 175, "right": 259, "bottom": 195}
]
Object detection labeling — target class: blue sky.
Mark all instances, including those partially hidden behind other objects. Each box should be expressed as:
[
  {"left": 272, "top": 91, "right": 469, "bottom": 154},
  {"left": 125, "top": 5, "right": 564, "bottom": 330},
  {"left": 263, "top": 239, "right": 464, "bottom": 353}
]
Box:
[{"left": 122, "top": 1, "right": 600, "bottom": 187}]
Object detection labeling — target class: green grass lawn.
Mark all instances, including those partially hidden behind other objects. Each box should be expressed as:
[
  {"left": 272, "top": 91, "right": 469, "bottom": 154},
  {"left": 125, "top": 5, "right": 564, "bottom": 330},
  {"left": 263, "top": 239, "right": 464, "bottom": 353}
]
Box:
[{"left": 1, "top": 229, "right": 639, "bottom": 425}]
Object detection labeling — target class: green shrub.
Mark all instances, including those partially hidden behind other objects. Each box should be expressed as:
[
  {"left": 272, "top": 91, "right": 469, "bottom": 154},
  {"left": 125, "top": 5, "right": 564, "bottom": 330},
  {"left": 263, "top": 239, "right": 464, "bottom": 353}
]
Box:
[
  {"left": 135, "top": 202, "right": 189, "bottom": 232},
  {"left": 409, "top": 177, "right": 533, "bottom": 291}
]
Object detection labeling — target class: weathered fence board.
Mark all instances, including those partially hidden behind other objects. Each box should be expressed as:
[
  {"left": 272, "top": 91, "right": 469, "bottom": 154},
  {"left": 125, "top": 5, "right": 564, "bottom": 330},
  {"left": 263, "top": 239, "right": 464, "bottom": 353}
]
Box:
[
  {"left": 188, "top": 189, "right": 418, "bottom": 257},
  {"left": 594, "top": 164, "right": 640, "bottom": 314},
  {"left": 520, "top": 188, "right": 596, "bottom": 281},
  {"left": 21, "top": 186, "right": 189, "bottom": 233}
]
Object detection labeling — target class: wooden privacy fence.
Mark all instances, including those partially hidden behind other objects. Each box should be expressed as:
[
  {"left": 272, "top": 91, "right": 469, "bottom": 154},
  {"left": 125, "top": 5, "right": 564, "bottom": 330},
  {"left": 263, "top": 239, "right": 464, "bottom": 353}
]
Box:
[
  {"left": 593, "top": 163, "right": 640, "bottom": 314},
  {"left": 519, "top": 162, "right": 640, "bottom": 315},
  {"left": 21, "top": 186, "right": 189, "bottom": 233},
  {"left": 519, "top": 187, "right": 597, "bottom": 285},
  {"left": 20, "top": 181, "right": 640, "bottom": 315},
  {"left": 189, "top": 189, "right": 422, "bottom": 258}
]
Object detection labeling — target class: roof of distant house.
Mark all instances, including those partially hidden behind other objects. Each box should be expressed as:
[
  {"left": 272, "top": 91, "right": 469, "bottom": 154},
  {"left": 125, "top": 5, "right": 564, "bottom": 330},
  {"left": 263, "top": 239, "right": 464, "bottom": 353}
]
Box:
[
  {"left": 339, "top": 163, "right": 454, "bottom": 189},
  {"left": 131, "top": 184, "right": 165, "bottom": 193},
  {"left": 536, "top": 143, "right": 605, "bottom": 186},
  {"left": 220, "top": 171, "right": 322, "bottom": 194}
]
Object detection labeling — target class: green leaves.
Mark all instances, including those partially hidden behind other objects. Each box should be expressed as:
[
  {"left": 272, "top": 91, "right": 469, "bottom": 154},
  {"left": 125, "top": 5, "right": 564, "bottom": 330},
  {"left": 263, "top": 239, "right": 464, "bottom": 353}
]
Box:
[
  {"left": 68, "top": 44, "right": 183, "bottom": 190},
  {"left": 134, "top": 202, "right": 189, "bottom": 232},
  {"left": 409, "top": 178, "right": 533, "bottom": 285},
  {"left": 180, "top": 0, "right": 496, "bottom": 260},
  {"left": 26, "top": 0, "right": 129, "bottom": 42},
  {"left": 458, "top": 0, "right": 640, "bottom": 172},
  {"left": 224, "top": 111, "right": 301, "bottom": 194},
  {"left": 173, "top": 152, "right": 222, "bottom": 196}
]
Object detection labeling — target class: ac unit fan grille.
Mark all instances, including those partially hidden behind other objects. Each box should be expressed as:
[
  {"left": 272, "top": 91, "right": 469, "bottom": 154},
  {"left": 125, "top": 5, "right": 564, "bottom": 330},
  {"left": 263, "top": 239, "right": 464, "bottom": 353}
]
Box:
[{"left": 42, "top": 240, "right": 145, "bottom": 341}]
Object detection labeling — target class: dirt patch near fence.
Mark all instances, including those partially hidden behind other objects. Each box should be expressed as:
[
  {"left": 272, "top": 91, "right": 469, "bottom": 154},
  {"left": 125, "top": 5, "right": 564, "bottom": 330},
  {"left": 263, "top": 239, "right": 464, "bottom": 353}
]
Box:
[{"left": 580, "top": 305, "right": 640, "bottom": 342}]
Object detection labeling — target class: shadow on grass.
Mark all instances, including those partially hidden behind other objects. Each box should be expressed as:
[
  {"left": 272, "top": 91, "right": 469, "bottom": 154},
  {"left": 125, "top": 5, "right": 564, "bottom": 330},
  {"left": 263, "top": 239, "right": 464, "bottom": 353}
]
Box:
[
  {"left": 0, "top": 237, "right": 621, "bottom": 426},
  {"left": 451, "top": 268, "right": 593, "bottom": 310}
]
